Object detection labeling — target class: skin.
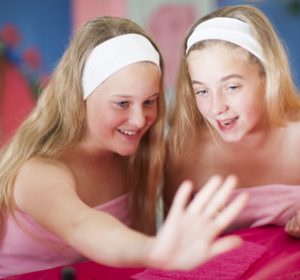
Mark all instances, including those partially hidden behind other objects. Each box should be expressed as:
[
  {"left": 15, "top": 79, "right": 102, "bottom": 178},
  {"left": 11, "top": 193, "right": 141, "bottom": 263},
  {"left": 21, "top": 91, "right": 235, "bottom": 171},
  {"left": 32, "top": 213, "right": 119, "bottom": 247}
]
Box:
[
  {"left": 188, "top": 46, "right": 266, "bottom": 143},
  {"left": 165, "top": 44, "right": 300, "bottom": 237},
  {"left": 83, "top": 62, "right": 160, "bottom": 157},
  {"left": 12, "top": 62, "right": 247, "bottom": 270}
]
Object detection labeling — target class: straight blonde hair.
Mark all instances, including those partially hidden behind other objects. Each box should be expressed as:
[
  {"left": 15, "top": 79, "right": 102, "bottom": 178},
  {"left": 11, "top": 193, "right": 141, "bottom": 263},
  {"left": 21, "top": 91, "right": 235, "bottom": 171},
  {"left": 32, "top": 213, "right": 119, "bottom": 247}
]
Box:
[
  {"left": 0, "top": 16, "right": 166, "bottom": 237},
  {"left": 168, "top": 5, "right": 300, "bottom": 159}
]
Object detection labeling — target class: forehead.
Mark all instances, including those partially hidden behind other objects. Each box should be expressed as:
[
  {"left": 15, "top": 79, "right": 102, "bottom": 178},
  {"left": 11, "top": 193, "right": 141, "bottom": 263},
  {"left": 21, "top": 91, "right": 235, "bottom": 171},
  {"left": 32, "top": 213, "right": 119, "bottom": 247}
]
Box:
[
  {"left": 187, "top": 40, "right": 264, "bottom": 71},
  {"left": 88, "top": 62, "right": 161, "bottom": 99},
  {"left": 188, "top": 41, "right": 258, "bottom": 66},
  {"left": 103, "top": 61, "right": 161, "bottom": 84},
  {"left": 187, "top": 45, "right": 245, "bottom": 73},
  {"left": 188, "top": 41, "right": 248, "bottom": 61},
  {"left": 187, "top": 44, "right": 263, "bottom": 84}
]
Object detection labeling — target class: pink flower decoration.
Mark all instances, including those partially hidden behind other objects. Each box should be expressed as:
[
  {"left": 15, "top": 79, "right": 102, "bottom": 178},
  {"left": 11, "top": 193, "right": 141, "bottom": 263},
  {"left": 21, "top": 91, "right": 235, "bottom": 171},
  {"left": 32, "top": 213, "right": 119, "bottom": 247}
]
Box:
[
  {"left": 23, "top": 47, "right": 41, "bottom": 70},
  {"left": 1, "top": 24, "right": 21, "bottom": 47}
]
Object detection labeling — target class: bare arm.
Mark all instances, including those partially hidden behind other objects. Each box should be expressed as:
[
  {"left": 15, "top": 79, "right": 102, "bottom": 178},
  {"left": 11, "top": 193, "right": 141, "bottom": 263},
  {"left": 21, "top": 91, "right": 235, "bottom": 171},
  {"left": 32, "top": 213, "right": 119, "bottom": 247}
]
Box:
[
  {"left": 14, "top": 158, "right": 247, "bottom": 270},
  {"left": 14, "top": 158, "right": 150, "bottom": 267}
]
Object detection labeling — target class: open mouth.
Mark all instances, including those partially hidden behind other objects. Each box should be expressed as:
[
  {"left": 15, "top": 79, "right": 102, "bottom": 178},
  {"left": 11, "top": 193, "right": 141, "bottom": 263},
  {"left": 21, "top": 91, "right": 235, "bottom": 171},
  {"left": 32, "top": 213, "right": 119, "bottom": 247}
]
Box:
[
  {"left": 117, "top": 129, "right": 138, "bottom": 136},
  {"left": 218, "top": 116, "right": 239, "bottom": 129}
]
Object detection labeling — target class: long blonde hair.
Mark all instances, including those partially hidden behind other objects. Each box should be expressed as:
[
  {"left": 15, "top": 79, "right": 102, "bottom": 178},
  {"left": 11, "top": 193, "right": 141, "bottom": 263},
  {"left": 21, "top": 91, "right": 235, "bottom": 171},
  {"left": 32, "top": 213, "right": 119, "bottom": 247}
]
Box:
[
  {"left": 0, "top": 16, "right": 165, "bottom": 236},
  {"left": 168, "top": 5, "right": 300, "bottom": 159}
]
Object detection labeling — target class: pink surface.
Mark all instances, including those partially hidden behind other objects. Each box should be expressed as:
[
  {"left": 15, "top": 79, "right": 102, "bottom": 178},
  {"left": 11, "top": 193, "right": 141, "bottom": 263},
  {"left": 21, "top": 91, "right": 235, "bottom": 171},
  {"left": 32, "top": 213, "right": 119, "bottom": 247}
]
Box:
[
  {"left": 238, "top": 226, "right": 300, "bottom": 279},
  {"left": 132, "top": 226, "right": 300, "bottom": 280},
  {"left": 1, "top": 261, "right": 144, "bottom": 280},
  {"left": 147, "top": 4, "right": 196, "bottom": 90},
  {"left": 4, "top": 226, "right": 300, "bottom": 280}
]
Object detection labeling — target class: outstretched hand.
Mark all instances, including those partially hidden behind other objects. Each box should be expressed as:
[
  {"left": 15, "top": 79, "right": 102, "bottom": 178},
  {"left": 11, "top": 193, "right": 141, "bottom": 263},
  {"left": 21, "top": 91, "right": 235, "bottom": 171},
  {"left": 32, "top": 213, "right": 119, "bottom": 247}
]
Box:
[{"left": 148, "top": 175, "right": 248, "bottom": 270}]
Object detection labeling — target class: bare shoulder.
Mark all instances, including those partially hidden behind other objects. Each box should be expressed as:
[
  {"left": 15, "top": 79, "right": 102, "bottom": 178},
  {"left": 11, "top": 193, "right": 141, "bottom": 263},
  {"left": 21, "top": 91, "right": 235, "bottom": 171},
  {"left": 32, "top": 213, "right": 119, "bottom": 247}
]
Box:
[
  {"left": 12, "top": 156, "right": 91, "bottom": 240},
  {"left": 18, "top": 157, "right": 73, "bottom": 175},
  {"left": 14, "top": 157, "right": 76, "bottom": 212}
]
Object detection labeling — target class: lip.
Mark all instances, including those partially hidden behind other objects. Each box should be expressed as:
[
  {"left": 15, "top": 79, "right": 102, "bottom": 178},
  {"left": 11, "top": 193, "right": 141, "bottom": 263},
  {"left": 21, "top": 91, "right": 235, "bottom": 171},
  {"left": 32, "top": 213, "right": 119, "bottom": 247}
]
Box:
[
  {"left": 117, "top": 128, "right": 143, "bottom": 142},
  {"left": 117, "top": 128, "right": 138, "bottom": 136},
  {"left": 216, "top": 116, "right": 239, "bottom": 131}
]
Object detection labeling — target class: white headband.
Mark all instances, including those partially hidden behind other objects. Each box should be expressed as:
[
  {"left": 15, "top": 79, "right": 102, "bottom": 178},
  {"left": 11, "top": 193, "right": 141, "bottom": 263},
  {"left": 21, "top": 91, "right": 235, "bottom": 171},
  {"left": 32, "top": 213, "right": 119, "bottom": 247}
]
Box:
[
  {"left": 82, "top": 33, "right": 160, "bottom": 99},
  {"left": 186, "top": 17, "right": 265, "bottom": 63}
]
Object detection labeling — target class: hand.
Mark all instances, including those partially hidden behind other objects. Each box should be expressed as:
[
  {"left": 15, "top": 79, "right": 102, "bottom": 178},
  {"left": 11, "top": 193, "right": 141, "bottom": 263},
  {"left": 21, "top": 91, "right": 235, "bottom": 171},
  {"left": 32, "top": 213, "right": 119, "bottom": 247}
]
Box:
[
  {"left": 148, "top": 175, "right": 248, "bottom": 270},
  {"left": 285, "top": 210, "right": 300, "bottom": 238}
]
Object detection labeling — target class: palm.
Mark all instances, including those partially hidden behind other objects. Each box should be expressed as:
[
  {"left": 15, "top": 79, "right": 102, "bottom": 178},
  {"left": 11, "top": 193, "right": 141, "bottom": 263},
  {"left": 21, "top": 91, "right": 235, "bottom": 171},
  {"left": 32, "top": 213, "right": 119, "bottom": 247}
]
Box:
[{"left": 150, "top": 176, "right": 247, "bottom": 270}]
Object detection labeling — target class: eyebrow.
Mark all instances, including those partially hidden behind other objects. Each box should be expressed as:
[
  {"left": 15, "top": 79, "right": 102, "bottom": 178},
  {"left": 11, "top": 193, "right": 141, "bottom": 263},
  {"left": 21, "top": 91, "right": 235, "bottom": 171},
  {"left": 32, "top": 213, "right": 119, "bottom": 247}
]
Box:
[
  {"left": 191, "top": 74, "right": 244, "bottom": 85},
  {"left": 221, "top": 74, "right": 243, "bottom": 82},
  {"left": 112, "top": 93, "right": 159, "bottom": 98}
]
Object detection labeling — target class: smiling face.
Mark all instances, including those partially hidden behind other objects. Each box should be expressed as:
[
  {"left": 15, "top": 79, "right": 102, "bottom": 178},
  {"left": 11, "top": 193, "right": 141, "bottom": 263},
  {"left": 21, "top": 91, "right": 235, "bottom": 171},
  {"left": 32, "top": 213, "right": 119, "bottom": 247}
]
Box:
[
  {"left": 187, "top": 43, "right": 266, "bottom": 143},
  {"left": 84, "top": 62, "right": 161, "bottom": 156}
]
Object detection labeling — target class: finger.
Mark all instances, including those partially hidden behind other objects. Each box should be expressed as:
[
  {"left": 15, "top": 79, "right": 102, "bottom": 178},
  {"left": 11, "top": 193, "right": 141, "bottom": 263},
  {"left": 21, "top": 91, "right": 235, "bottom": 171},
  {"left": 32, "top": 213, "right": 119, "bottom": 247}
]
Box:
[
  {"left": 203, "top": 175, "right": 238, "bottom": 218},
  {"left": 215, "top": 192, "right": 248, "bottom": 230},
  {"left": 285, "top": 220, "right": 292, "bottom": 232},
  {"left": 167, "top": 180, "right": 193, "bottom": 219},
  {"left": 285, "top": 218, "right": 300, "bottom": 236},
  {"left": 286, "top": 223, "right": 300, "bottom": 238},
  {"left": 289, "top": 218, "right": 297, "bottom": 230},
  {"left": 296, "top": 212, "right": 300, "bottom": 224},
  {"left": 210, "top": 235, "right": 243, "bottom": 258},
  {"left": 285, "top": 218, "right": 295, "bottom": 232},
  {"left": 291, "top": 221, "right": 300, "bottom": 233},
  {"left": 187, "top": 175, "right": 223, "bottom": 214}
]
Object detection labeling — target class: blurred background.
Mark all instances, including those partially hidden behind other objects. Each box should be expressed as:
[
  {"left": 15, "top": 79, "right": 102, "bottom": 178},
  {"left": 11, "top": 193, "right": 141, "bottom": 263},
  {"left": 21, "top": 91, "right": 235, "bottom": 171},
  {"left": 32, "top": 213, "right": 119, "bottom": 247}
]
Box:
[{"left": 0, "top": 0, "right": 300, "bottom": 142}]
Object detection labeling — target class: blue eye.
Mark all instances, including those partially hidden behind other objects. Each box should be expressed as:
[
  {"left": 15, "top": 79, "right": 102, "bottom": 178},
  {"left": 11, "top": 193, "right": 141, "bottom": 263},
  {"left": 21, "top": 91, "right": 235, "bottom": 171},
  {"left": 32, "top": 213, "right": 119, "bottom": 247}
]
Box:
[
  {"left": 196, "top": 89, "right": 209, "bottom": 97},
  {"left": 144, "top": 98, "right": 157, "bottom": 107},
  {"left": 116, "top": 101, "right": 129, "bottom": 108},
  {"left": 227, "top": 85, "right": 240, "bottom": 92}
]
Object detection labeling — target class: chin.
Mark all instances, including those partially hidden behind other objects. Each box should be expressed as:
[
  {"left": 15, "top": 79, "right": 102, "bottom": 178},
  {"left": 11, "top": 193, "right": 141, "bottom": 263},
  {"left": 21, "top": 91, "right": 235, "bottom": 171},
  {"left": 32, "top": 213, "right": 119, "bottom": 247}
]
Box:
[
  {"left": 221, "top": 134, "right": 244, "bottom": 143},
  {"left": 116, "top": 147, "right": 139, "bottom": 157}
]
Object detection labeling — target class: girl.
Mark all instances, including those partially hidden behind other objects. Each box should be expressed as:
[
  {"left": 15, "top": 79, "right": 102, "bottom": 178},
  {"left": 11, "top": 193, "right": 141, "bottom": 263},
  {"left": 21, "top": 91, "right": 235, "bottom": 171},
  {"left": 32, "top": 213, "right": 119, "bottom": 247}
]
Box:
[
  {"left": 165, "top": 5, "right": 300, "bottom": 235},
  {"left": 0, "top": 16, "right": 246, "bottom": 278}
]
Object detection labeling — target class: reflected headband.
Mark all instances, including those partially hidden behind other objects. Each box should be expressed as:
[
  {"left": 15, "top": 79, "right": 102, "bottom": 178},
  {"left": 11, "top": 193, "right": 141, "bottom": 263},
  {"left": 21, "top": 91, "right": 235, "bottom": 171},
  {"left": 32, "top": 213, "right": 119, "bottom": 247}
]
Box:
[
  {"left": 82, "top": 33, "right": 160, "bottom": 99},
  {"left": 186, "top": 17, "right": 265, "bottom": 63}
]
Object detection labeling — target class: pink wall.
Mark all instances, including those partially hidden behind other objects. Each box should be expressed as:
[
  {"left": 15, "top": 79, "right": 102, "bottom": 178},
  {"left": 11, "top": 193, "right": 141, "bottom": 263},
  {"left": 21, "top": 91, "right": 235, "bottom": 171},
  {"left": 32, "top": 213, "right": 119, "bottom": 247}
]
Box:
[
  {"left": 0, "top": 61, "right": 35, "bottom": 144},
  {"left": 72, "top": 0, "right": 127, "bottom": 30}
]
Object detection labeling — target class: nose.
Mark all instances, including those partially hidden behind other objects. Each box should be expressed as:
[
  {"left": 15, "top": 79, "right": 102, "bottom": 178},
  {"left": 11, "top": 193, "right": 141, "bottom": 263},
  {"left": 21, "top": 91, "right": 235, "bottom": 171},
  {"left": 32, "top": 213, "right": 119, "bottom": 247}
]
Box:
[
  {"left": 211, "top": 94, "right": 229, "bottom": 115},
  {"left": 129, "top": 106, "right": 146, "bottom": 128}
]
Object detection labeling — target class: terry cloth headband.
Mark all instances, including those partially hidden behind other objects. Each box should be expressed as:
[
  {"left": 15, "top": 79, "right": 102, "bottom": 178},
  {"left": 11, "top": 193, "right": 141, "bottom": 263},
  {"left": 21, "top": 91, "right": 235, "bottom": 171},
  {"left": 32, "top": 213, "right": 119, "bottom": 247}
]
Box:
[
  {"left": 82, "top": 33, "right": 160, "bottom": 99},
  {"left": 186, "top": 17, "right": 265, "bottom": 63}
]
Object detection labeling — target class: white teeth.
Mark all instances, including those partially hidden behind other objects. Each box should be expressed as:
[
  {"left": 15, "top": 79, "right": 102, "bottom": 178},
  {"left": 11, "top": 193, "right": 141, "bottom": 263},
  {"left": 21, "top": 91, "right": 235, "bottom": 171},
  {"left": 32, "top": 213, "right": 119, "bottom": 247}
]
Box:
[
  {"left": 223, "top": 120, "right": 232, "bottom": 126},
  {"left": 118, "top": 129, "right": 137, "bottom": 136},
  {"left": 221, "top": 117, "right": 238, "bottom": 126}
]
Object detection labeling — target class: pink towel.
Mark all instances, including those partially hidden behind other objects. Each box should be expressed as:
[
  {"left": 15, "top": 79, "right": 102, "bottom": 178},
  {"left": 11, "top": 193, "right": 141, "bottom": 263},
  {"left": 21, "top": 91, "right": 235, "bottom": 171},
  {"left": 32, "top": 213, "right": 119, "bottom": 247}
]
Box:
[
  {"left": 248, "top": 253, "right": 300, "bottom": 280},
  {"left": 132, "top": 226, "right": 300, "bottom": 280},
  {"left": 132, "top": 240, "right": 266, "bottom": 280},
  {"left": 227, "top": 184, "right": 300, "bottom": 232},
  {"left": 238, "top": 226, "right": 300, "bottom": 279},
  {"left": 0, "top": 195, "right": 130, "bottom": 279}
]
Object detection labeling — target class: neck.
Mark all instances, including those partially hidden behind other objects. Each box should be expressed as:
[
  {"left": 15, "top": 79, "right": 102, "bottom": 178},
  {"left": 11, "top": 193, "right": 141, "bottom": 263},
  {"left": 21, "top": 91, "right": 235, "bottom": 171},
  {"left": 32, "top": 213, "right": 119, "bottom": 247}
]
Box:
[
  {"left": 214, "top": 124, "right": 284, "bottom": 158},
  {"left": 62, "top": 142, "right": 126, "bottom": 167}
]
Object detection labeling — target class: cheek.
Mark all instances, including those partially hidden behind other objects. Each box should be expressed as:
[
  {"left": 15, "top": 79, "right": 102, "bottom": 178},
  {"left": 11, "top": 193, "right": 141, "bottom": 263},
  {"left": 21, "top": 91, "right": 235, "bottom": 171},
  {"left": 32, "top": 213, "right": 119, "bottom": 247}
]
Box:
[
  {"left": 147, "top": 107, "right": 159, "bottom": 125},
  {"left": 106, "top": 114, "right": 127, "bottom": 128},
  {"left": 94, "top": 112, "right": 125, "bottom": 135},
  {"left": 238, "top": 97, "right": 263, "bottom": 118},
  {"left": 196, "top": 98, "right": 210, "bottom": 116}
]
